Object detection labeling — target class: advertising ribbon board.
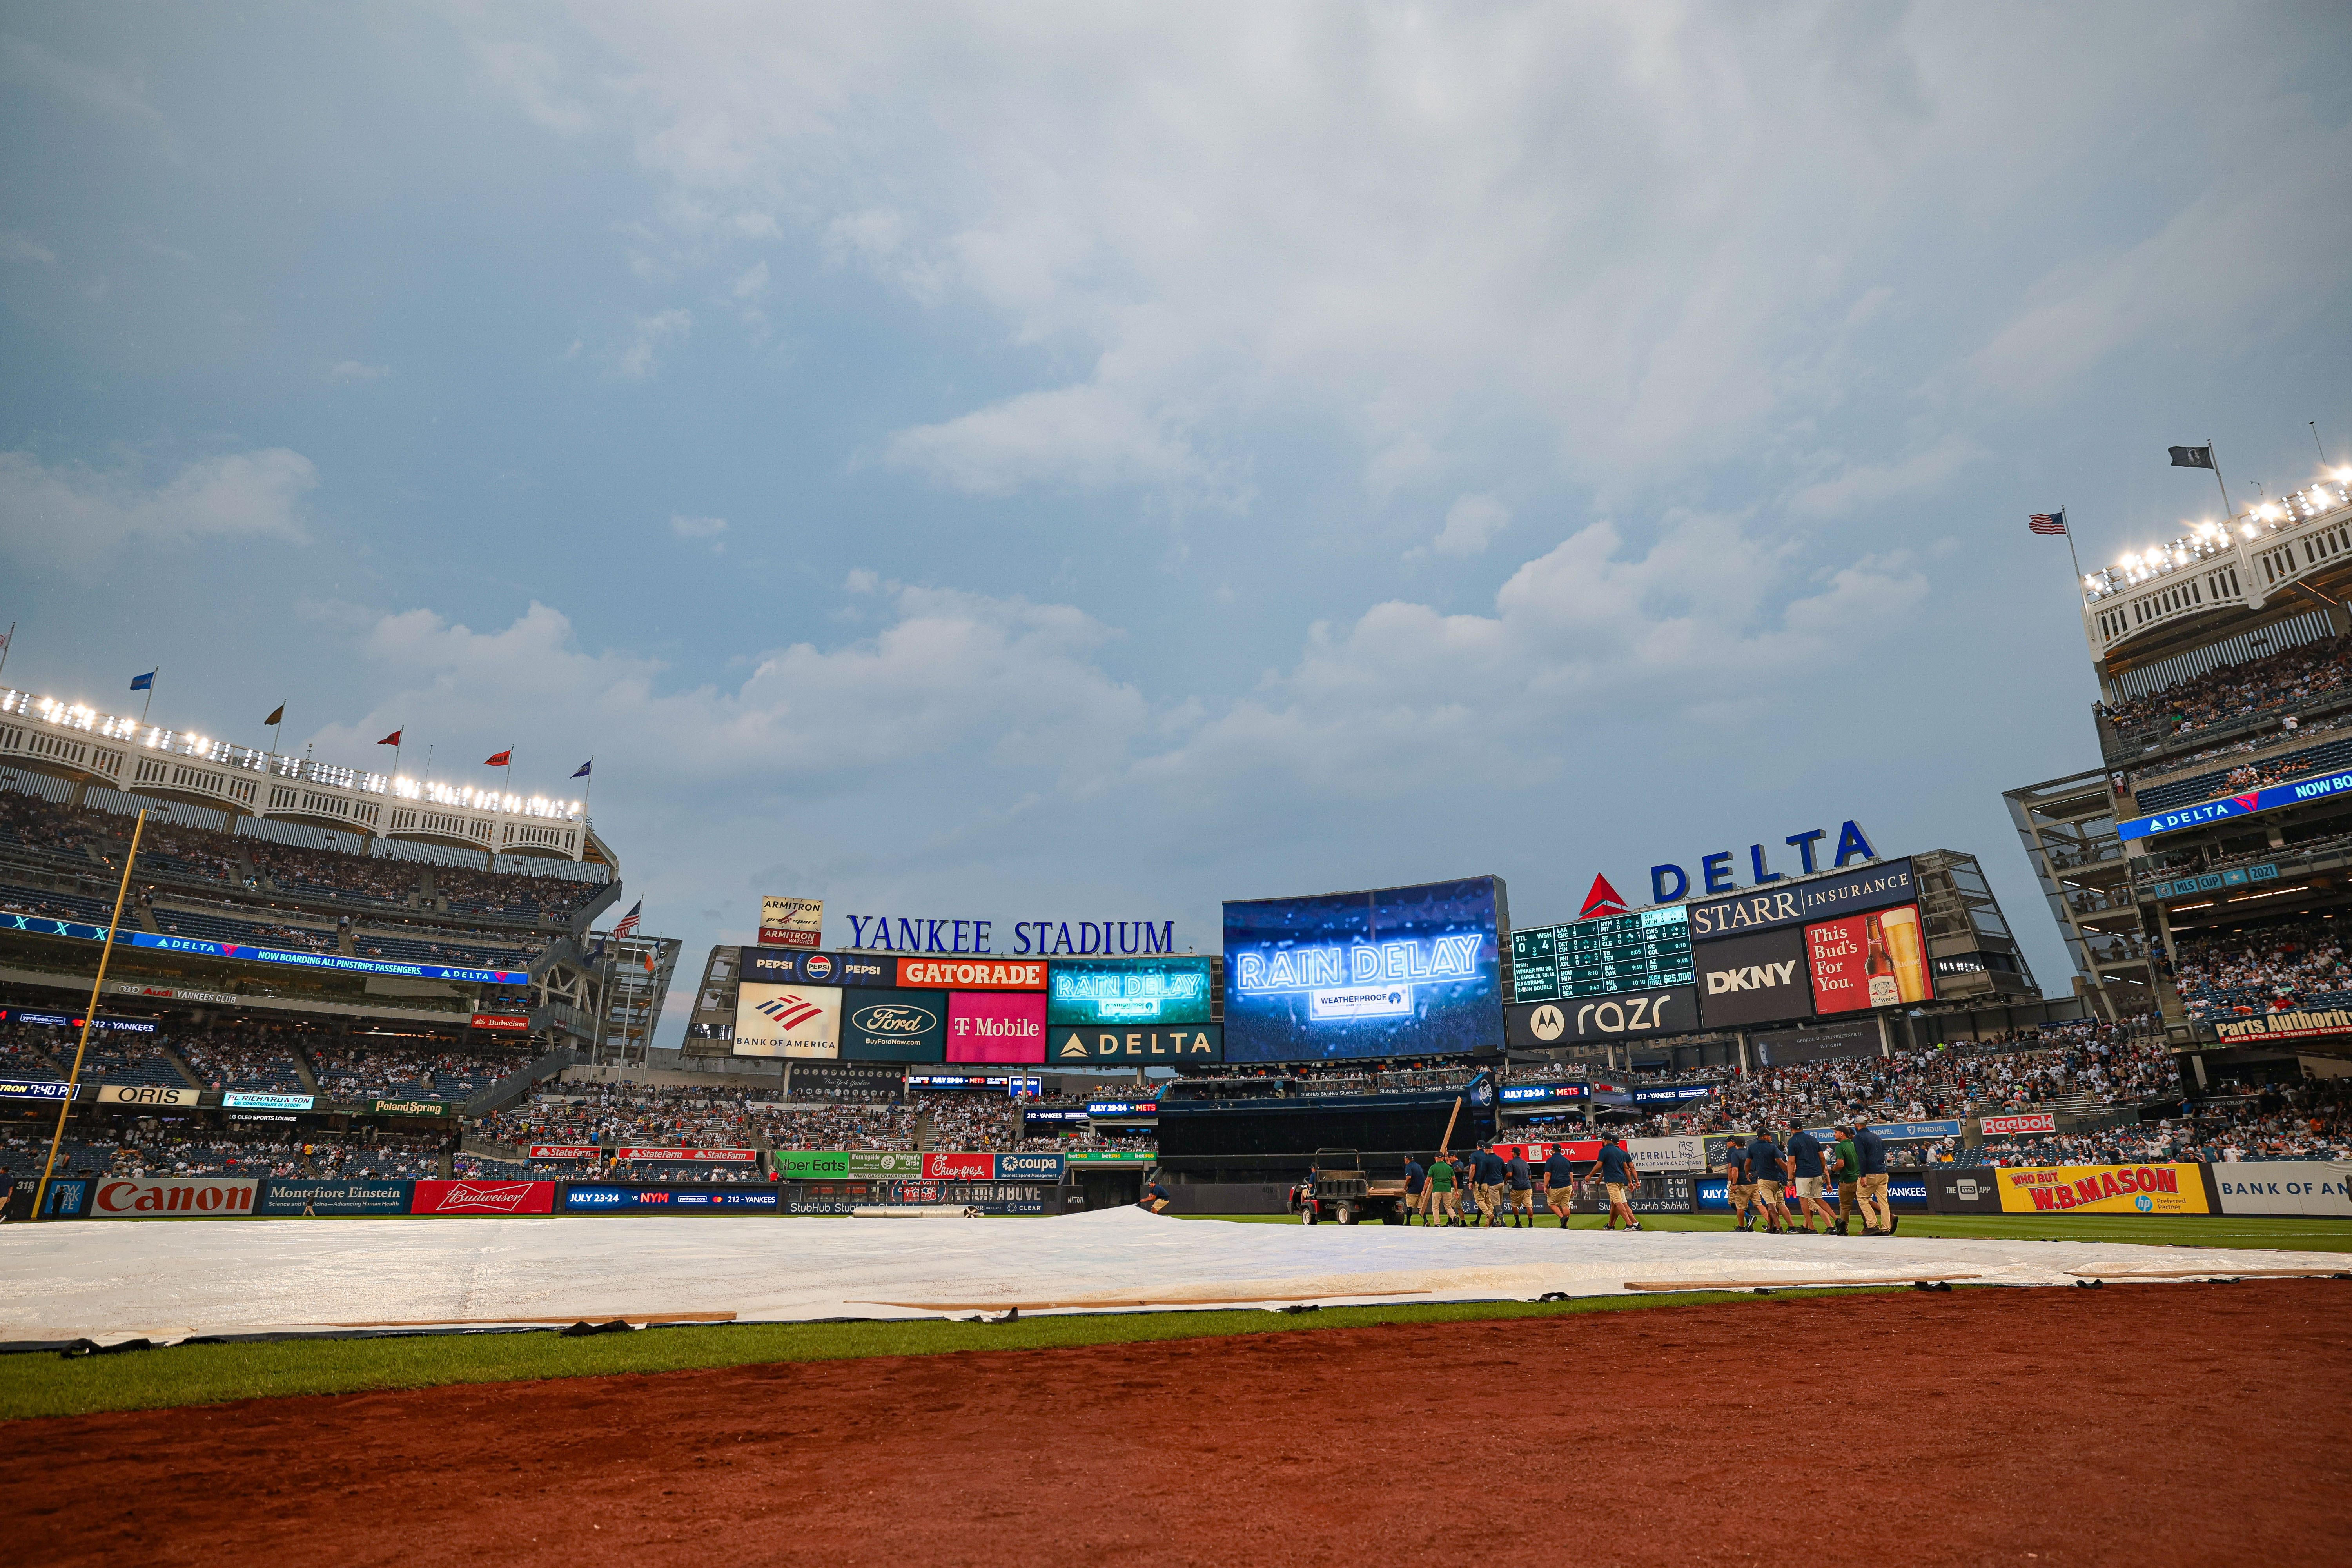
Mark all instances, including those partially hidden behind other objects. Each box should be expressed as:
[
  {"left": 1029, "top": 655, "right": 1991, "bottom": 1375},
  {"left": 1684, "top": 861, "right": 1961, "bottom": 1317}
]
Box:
[
  {"left": 90, "top": 1176, "right": 259, "bottom": 1218},
  {"left": 923, "top": 1151, "right": 996, "bottom": 1181},
  {"left": 562, "top": 1185, "right": 782, "bottom": 1213},
  {"left": 1995, "top": 1163, "right": 2207, "bottom": 1215},
  {"left": 1802, "top": 1120, "right": 1962, "bottom": 1143},
  {"left": 410, "top": 1179, "right": 556, "bottom": 1215},
  {"left": 257, "top": 1178, "right": 413, "bottom": 1216},
  {"left": 0, "top": 1076, "right": 74, "bottom": 1102},
  {"left": 0, "top": 914, "right": 530, "bottom": 985},
  {"left": 470, "top": 1013, "right": 530, "bottom": 1032},
  {"left": 1979, "top": 1112, "right": 2058, "bottom": 1137},
  {"left": 224, "top": 1091, "right": 316, "bottom": 1111},
  {"left": 615, "top": 1147, "right": 758, "bottom": 1163},
  {"left": 770, "top": 1150, "right": 852, "bottom": 1180},
  {"left": 1622, "top": 1134, "right": 1709, "bottom": 1173},
  {"left": 2206, "top": 1008, "right": 2352, "bottom": 1045},
  {"left": 529, "top": 1145, "right": 601, "bottom": 1160},
  {"left": 2209, "top": 1161, "right": 2352, "bottom": 1217},
  {"left": 1700, "top": 1173, "right": 1930, "bottom": 1213},
  {"left": 97, "top": 1085, "right": 201, "bottom": 1108},
  {"left": 1063, "top": 1151, "right": 1156, "bottom": 1165},
  {"left": 994, "top": 1151, "right": 1066, "bottom": 1182},
  {"left": 372, "top": 1098, "right": 452, "bottom": 1117},
  {"left": 846, "top": 1151, "right": 927, "bottom": 1177}
]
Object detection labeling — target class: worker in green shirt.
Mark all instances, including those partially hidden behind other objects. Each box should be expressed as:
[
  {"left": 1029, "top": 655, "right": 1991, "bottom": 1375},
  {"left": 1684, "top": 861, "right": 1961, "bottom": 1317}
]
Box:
[
  {"left": 1830, "top": 1127, "right": 1863, "bottom": 1236},
  {"left": 1426, "top": 1151, "right": 1460, "bottom": 1226}
]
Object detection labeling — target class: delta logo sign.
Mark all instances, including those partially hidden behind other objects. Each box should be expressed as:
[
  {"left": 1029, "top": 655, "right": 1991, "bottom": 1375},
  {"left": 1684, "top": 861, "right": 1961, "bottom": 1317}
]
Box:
[{"left": 2120, "top": 769, "right": 2352, "bottom": 842}]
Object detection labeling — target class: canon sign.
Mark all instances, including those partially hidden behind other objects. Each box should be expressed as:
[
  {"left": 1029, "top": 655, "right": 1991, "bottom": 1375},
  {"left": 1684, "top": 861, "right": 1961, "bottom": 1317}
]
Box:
[{"left": 92, "top": 1177, "right": 258, "bottom": 1217}]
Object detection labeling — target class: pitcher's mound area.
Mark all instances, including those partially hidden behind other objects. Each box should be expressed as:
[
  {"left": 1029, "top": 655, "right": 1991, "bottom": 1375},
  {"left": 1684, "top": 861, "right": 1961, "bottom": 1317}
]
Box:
[{"left": 5, "top": 1280, "right": 2344, "bottom": 1568}]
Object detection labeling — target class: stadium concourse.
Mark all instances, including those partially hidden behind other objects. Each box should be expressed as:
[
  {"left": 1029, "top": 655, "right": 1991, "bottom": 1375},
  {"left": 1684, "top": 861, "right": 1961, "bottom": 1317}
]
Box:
[{"left": 1, "top": 1206, "right": 2344, "bottom": 1345}]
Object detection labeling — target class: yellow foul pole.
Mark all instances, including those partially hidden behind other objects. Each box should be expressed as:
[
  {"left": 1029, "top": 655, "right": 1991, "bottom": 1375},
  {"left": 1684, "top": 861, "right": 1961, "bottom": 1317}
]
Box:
[{"left": 33, "top": 808, "right": 147, "bottom": 1220}]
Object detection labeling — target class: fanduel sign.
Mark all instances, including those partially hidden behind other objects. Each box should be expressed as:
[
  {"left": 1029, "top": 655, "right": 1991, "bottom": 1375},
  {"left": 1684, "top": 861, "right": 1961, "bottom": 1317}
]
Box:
[{"left": 839, "top": 915, "right": 1176, "bottom": 956}]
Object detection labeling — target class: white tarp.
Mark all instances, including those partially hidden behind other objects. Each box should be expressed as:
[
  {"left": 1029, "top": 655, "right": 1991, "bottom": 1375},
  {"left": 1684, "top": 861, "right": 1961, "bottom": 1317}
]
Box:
[{"left": 3, "top": 1209, "right": 2346, "bottom": 1344}]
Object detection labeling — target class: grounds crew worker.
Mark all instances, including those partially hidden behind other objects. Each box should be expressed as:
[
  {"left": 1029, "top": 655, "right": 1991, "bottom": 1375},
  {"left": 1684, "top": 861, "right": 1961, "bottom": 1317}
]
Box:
[
  {"left": 1744, "top": 1129, "right": 1789, "bottom": 1234},
  {"left": 1504, "top": 1147, "right": 1535, "bottom": 1227},
  {"left": 1830, "top": 1125, "right": 1863, "bottom": 1236},
  {"left": 1428, "top": 1150, "right": 1461, "bottom": 1225},
  {"left": 1595, "top": 1136, "right": 1641, "bottom": 1230},
  {"left": 1723, "top": 1139, "right": 1754, "bottom": 1232},
  {"left": 1854, "top": 1121, "right": 1896, "bottom": 1235},
  {"left": 1543, "top": 1143, "right": 1576, "bottom": 1227},
  {"left": 1784, "top": 1123, "right": 1833, "bottom": 1235},
  {"left": 1139, "top": 1173, "right": 1176, "bottom": 1215},
  {"left": 1473, "top": 1143, "right": 1508, "bottom": 1227},
  {"left": 1403, "top": 1153, "right": 1427, "bottom": 1225}
]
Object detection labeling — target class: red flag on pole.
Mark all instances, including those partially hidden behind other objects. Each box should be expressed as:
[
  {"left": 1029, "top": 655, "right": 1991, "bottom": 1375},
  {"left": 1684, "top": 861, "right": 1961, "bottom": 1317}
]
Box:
[
  {"left": 484, "top": 749, "right": 512, "bottom": 767},
  {"left": 376, "top": 730, "right": 402, "bottom": 746}
]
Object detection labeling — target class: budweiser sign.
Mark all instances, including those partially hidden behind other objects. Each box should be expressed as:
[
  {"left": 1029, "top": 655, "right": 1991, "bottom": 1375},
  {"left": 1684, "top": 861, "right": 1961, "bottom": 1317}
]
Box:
[
  {"left": 410, "top": 1179, "right": 554, "bottom": 1215},
  {"left": 1979, "top": 1111, "right": 2058, "bottom": 1137},
  {"left": 615, "top": 1147, "right": 757, "bottom": 1163},
  {"left": 470, "top": 1013, "right": 530, "bottom": 1032}
]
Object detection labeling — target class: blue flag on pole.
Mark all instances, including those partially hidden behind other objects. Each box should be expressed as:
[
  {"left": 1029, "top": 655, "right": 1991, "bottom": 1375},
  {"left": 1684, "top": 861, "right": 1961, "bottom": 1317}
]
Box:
[
  {"left": 572, "top": 760, "right": 592, "bottom": 778},
  {"left": 129, "top": 671, "right": 155, "bottom": 691}
]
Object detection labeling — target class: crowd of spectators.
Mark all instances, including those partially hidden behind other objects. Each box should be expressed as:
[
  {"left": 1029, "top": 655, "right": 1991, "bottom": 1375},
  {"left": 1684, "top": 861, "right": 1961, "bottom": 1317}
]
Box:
[
  {"left": 248, "top": 843, "right": 418, "bottom": 905},
  {"left": 135, "top": 823, "right": 247, "bottom": 883},
  {"left": 481, "top": 1081, "right": 766, "bottom": 1151},
  {"left": 176, "top": 1023, "right": 324, "bottom": 1093},
  {"left": 2098, "top": 634, "right": 2352, "bottom": 740},
  {"left": 310, "top": 1045, "right": 526, "bottom": 1103},
  {"left": 435, "top": 865, "right": 601, "bottom": 921},
  {"left": 0, "top": 790, "right": 113, "bottom": 860},
  {"left": 2171, "top": 915, "right": 2352, "bottom": 1021},
  {"left": 1970, "top": 1077, "right": 2350, "bottom": 1165}
]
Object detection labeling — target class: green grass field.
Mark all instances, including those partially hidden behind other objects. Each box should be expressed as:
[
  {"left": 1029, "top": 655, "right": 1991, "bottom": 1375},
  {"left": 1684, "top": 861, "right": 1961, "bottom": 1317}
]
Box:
[
  {"left": 2, "top": 1213, "right": 2341, "bottom": 1424},
  {"left": 1192, "top": 1212, "right": 2352, "bottom": 1250}
]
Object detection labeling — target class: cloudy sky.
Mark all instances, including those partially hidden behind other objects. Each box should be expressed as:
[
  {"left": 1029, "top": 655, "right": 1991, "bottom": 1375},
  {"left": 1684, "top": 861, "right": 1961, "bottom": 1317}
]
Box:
[{"left": 3, "top": 3, "right": 2347, "bottom": 1042}]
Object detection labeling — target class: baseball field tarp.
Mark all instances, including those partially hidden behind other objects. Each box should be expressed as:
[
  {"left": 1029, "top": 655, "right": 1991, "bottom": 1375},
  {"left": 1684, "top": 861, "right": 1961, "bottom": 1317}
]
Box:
[{"left": 1994, "top": 1163, "right": 2207, "bottom": 1215}]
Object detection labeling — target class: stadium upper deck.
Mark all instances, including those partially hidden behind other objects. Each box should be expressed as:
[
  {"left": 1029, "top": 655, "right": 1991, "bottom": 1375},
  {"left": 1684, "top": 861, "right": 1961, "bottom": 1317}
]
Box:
[{"left": 2010, "top": 461, "right": 2352, "bottom": 1066}]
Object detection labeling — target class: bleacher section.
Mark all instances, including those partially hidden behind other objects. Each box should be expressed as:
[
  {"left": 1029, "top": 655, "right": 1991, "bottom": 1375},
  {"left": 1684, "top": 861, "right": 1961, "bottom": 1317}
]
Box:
[
  {"left": 2131, "top": 732, "right": 2352, "bottom": 814},
  {"left": 2171, "top": 913, "right": 2352, "bottom": 1022}
]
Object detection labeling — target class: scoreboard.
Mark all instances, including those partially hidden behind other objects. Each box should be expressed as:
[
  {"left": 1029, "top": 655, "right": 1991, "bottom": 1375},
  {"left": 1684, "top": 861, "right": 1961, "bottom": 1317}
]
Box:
[{"left": 1511, "top": 905, "right": 1693, "bottom": 1002}]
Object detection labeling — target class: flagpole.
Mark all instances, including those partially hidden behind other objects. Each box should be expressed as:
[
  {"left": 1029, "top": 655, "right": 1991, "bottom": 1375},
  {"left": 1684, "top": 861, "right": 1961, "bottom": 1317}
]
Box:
[
  {"left": 2061, "top": 505, "right": 2087, "bottom": 587},
  {"left": 35, "top": 809, "right": 147, "bottom": 1220},
  {"left": 2319, "top": 422, "right": 2336, "bottom": 469},
  {"left": 0, "top": 621, "right": 15, "bottom": 684},
  {"left": 2206, "top": 438, "right": 2238, "bottom": 521}
]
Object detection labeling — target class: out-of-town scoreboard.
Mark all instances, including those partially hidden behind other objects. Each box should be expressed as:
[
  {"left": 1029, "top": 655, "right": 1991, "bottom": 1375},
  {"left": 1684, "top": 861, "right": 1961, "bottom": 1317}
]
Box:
[{"left": 1510, "top": 906, "right": 1693, "bottom": 1002}]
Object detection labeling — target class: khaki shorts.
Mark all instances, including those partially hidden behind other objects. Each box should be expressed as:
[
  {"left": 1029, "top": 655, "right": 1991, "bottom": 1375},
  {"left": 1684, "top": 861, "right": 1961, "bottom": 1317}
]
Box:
[
  {"left": 1510, "top": 1187, "right": 1533, "bottom": 1211},
  {"left": 1546, "top": 1186, "right": 1573, "bottom": 1212},
  {"left": 1475, "top": 1183, "right": 1503, "bottom": 1213},
  {"left": 1729, "top": 1182, "right": 1756, "bottom": 1207},
  {"left": 1793, "top": 1176, "right": 1824, "bottom": 1200},
  {"left": 1604, "top": 1182, "right": 1628, "bottom": 1203},
  {"left": 1755, "top": 1180, "right": 1784, "bottom": 1203}
]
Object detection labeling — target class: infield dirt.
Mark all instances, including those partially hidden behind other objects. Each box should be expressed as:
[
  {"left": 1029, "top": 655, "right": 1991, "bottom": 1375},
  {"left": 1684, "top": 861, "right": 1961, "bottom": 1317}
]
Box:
[{"left": 4, "top": 1280, "right": 2344, "bottom": 1567}]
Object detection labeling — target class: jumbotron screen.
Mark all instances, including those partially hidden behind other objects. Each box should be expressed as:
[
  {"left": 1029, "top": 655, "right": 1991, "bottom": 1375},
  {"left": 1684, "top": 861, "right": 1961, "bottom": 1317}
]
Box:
[{"left": 1221, "top": 875, "right": 1506, "bottom": 1062}]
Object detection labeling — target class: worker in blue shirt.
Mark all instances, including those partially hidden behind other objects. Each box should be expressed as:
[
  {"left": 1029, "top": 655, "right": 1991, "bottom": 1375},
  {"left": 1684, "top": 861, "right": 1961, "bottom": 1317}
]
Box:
[
  {"left": 1784, "top": 1124, "right": 1833, "bottom": 1235},
  {"left": 1595, "top": 1138, "right": 1641, "bottom": 1230},
  {"left": 1744, "top": 1131, "right": 1788, "bottom": 1234},
  {"left": 1854, "top": 1123, "right": 1896, "bottom": 1235},
  {"left": 1505, "top": 1149, "right": 1534, "bottom": 1227},
  {"left": 1403, "top": 1155, "right": 1427, "bottom": 1225},
  {"left": 1722, "top": 1141, "right": 1754, "bottom": 1232},
  {"left": 1473, "top": 1144, "right": 1508, "bottom": 1226},
  {"left": 1543, "top": 1145, "right": 1577, "bottom": 1227}
]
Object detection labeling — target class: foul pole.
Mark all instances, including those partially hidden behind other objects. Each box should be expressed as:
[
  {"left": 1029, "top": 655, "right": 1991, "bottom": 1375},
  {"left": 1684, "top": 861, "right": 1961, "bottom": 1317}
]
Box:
[{"left": 34, "top": 808, "right": 148, "bottom": 1219}]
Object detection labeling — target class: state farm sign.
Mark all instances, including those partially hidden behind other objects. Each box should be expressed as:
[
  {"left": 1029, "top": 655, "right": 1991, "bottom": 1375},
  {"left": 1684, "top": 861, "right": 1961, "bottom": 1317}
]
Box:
[
  {"left": 1980, "top": 1112, "right": 2058, "bottom": 1137},
  {"left": 91, "top": 1177, "right": 258, "bottom": 1218}
]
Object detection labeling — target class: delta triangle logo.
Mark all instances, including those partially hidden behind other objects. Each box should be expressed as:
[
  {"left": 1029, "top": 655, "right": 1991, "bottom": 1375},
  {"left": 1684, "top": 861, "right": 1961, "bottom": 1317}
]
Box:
[
  {"left": 1579, "top": 874, "right": 1629, "bottom": 920},
  {"left": 2232, "top": 793, "right": 2259, "bottom": 811},
  {"left": 1057, "top": 1031, "right": 1089, "bottom": 1059}
]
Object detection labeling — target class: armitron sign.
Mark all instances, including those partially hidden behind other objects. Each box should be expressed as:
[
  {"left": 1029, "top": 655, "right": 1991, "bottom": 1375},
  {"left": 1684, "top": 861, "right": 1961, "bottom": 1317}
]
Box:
[{"left": 91, "top": 1177, "right": 259, "bottom": 1218}]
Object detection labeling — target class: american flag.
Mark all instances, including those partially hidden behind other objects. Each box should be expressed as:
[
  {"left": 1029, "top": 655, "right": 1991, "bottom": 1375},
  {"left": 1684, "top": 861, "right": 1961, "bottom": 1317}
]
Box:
[
  {"left": 612, "top": 898, "right": 642, "bottom": 939},
  {"left": 2028, "top": 509, "right": 2068, "bottom": 536}
]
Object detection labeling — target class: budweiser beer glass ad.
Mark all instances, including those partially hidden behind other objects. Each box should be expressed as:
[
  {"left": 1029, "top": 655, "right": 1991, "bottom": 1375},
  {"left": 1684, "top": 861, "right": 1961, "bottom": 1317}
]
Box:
[{"left": 1805, "top": 904, "right": 1932, "bottom": 1014}]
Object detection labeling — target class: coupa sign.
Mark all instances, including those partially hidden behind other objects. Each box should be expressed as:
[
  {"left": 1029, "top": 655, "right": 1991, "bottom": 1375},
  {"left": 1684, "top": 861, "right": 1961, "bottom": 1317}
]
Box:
[{"left": 91, "top": 1177, "right": 258, "bottom": 1218}]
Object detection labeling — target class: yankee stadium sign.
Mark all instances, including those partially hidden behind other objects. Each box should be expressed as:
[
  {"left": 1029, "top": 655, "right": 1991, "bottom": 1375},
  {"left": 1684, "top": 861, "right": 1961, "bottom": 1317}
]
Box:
[{"left": 840, "top": 915, "right": 1177, "bottom": 956}]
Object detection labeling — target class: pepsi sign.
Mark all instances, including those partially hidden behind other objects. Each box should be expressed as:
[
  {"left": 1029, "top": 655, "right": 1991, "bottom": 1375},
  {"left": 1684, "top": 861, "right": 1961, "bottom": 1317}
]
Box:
[{"left": 739, "top": 947, "right": 895, "bottom": 988}]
